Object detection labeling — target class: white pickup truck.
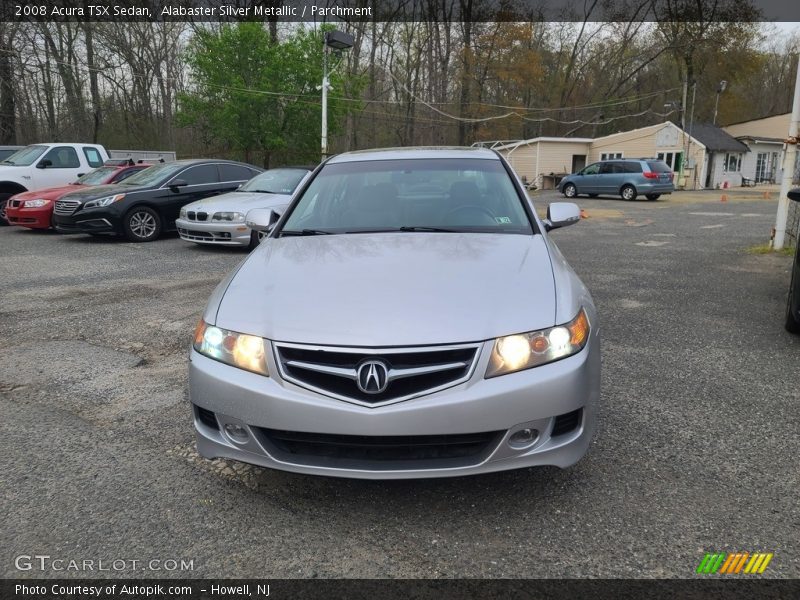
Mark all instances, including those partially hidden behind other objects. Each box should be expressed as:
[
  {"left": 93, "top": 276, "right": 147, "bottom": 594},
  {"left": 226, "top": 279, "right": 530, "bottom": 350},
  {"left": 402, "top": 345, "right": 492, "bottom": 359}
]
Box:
[{"left": 0, "top": 143, "right": 176, "bottom": 224}]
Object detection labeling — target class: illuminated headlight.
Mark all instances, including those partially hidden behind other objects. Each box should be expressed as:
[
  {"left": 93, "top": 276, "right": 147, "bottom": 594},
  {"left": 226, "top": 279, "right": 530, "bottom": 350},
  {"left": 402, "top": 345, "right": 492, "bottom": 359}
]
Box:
[
  {"left": 180, "top": 207, "right": 188, "bottom": 219},
  {"left": 23, "top": 198, "right": 48, "bottom": 208},
  {"left": 485, "top": 308, "right": 590, "bottom": 378},
  {"left": 193, "top": 320, "right": 268, "bottom": 376},
  {"left": 83, "top": 193, "right": 125, "bottom": 209},
  {"left": 212, "top": 212, "right": 245, "bottom": 222}
]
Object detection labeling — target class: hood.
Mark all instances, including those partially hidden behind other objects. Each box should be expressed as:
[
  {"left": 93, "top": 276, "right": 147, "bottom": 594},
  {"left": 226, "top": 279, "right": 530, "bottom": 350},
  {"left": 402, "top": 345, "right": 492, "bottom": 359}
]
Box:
[
  {"left": 183, "top": 190, "right": 294, "bottom": 214},
  {"left": 13, "top": 184, "right": 87, "bottom": 201},
  {"left": 57, "top": 183, "right": 140, "bottom": 202},
  {"left": 215, "top": 233, "right": 557, "bottom": 346}
]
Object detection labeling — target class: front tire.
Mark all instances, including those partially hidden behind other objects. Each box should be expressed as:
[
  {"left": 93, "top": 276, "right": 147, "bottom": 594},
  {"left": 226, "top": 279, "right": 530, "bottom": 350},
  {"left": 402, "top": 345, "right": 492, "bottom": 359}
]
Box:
[
  {"left": 0, "top": 193, "right": 11, "bottom": 225},
  {"left": 588, "top": 193, "right": 599, "bottom": 198},
  {"left": 123, "top": 207, "right": 161, "bottom": 242},
  {"left": 646, "top": 193, "right": 660, "bottom": 201},
  {"left": 786, "top": 253, "right": 800, "bottom": 334},
  {"left": 621, "top": 185, "right": 637, "bottom": 201},
  {"left": 563, "top": 183, "right": 577, "bottom": 198}
]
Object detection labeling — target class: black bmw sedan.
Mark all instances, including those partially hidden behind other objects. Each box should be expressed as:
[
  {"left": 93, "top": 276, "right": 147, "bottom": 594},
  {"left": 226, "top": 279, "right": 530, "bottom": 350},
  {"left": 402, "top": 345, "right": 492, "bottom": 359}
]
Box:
[{"left": 52, "top": 159, "right": 262, "bottom": 242}]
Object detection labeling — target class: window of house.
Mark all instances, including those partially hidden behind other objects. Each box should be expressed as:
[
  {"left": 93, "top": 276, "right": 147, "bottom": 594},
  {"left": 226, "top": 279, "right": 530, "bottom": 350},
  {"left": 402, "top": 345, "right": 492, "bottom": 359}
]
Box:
[
  {"left": 724, "top": 153, "right": 742, "bottom": 172},
  {"left": 656, "top": 151, "right": 683, "bottom": 171},
  {"left": 600, "top": 152, "right": 623, "bottom": 161}
]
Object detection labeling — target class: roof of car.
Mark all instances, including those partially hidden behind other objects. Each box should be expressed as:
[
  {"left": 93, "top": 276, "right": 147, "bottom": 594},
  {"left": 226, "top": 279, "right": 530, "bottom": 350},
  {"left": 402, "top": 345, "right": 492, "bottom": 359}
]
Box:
[
  {"left": 328, "top": 147, "right": 499, "bottom": 163},
  {"left": 170, "top": 158, "right": 259, "bottom": 166}
]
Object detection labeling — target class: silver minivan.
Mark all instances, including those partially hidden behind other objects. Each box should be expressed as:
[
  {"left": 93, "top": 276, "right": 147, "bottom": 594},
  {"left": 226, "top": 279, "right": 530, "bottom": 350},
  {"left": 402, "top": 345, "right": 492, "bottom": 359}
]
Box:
[{"left": 559, "top": 158, "right": 675, "bottom": 201}]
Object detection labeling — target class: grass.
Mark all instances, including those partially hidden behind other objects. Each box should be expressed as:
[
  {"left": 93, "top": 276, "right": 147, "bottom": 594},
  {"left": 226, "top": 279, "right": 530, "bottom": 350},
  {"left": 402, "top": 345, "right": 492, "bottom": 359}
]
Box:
[{"left": 746, "top": 243, "right": 796, "bottom": 257}]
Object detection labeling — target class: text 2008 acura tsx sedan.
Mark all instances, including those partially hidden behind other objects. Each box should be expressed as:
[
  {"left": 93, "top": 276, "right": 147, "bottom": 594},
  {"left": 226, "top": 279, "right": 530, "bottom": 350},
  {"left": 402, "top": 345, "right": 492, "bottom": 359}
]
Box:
[{"left": 189, "top": 147, "right": 600, "bottom": 479}]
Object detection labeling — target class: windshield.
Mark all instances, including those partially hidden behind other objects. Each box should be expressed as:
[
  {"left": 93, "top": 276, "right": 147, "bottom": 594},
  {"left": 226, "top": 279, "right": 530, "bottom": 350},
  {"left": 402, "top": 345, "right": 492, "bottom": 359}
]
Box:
[
  {"left": 280, "top": 158, "right": 532, "bottom": 235},
  {"left": 2, "top": 145, "right": 47, "bottom": 166},
  {"left": 76, "top": 166, "right": 118, "bottom": 185},
  {"left": 241, "top": 168, "right": 308, "bottom": 194},
  {"left": 118, "top": 163, "right": 182, "bottom": 187}
]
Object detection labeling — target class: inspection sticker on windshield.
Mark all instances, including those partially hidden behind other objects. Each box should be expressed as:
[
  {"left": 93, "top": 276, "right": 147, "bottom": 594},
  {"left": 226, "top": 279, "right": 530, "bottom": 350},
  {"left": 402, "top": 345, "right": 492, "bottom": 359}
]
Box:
[{"left": 495, "top": 216, "right": 511, "bottom": 224}]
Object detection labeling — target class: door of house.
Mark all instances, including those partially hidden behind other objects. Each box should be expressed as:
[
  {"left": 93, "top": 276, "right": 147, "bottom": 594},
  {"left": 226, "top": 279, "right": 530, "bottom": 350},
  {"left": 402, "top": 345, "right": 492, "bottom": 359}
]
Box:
[
  {"left": 756, "top": 153, "right": 768, "bottom": 182},
  {"left": 571, "top": 155, "right": 586, "bottom": 173}
]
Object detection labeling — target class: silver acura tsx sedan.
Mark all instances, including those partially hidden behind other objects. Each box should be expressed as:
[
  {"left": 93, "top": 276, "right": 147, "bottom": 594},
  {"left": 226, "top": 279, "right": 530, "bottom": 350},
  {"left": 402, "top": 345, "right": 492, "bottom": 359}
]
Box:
[{"left": 189, "top": 147, "right": 600, "bottom": 479}]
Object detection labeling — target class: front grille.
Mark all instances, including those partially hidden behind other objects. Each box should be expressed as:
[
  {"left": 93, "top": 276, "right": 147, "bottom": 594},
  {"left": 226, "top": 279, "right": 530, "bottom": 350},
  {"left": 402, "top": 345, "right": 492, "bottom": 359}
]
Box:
[
  {"left": 186, "top": 211, "right": 209, "bottom": 222},
  {"left": 273, "top": 342, "right": 480, "bottom": 407},
  {"left": 551, "top": 408, "right": 582, "bottom": 437},
  {"left": 178, "top": 228, "right": 233, "bottom": 242},
  {"left": 259, "top": 428, "right": 502, "bottom": 469},
  {"left": 54, "top": 200, "right": 80, "bottom": 215}
]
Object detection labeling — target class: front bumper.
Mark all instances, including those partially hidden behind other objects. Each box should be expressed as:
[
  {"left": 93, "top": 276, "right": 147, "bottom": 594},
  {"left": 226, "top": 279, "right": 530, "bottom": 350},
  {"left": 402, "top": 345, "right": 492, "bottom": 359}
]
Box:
[
  {"left": 53, "top": 209, "right": 118, "bottom": 234},
  {"left": 6, "top": 205, "right": 53, "bottom": 229},
  {"left": 176, "top": 218, "right": 251, "bottom": 247},
  {"left": 189, "top": 333, "right": 600, "bottom": 479}
]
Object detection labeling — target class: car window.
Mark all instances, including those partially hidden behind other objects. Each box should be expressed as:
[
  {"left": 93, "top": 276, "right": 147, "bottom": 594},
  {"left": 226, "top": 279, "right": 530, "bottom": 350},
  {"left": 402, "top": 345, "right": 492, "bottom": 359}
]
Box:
[
  {"left": 219, "top": 164, "right": 259, "bottom": 182},
  {"left": 83, "top": 147, "right": 104, "bottom": 168},
  {"left": 241, "top": 168, "right": 309, "bottom": 194},
  {"left": 120, "top": 163, "right": 183, "bottom": 187},
  {"left": 76, "top": 166, "right": 118, "bottom": 185},
  {"left": 2, "top": 145, "right": 47, "bottom": 166},
  {"left": 599, "top": 162, "right": 615, "bottom": 174},
  {"left": 582, "top": 163, "right": 600, "bottom": 175},
  {"left": 281, "top": 158, "right": 532, "bottom": 235},
  {"left": 647, "top": 161, "right": 672, "bottom": 173},
  {"left": 112, "top": 167, "right": 147, "bottom": 183},
  {"left": 42, "top": 146, "right": 80, "bottom": 168},
  {"left": 178, "top": 164, "right": 220, "bottom": 186},
  {"left": 624, "top": 162, "right": 643, "bottom": 173}
]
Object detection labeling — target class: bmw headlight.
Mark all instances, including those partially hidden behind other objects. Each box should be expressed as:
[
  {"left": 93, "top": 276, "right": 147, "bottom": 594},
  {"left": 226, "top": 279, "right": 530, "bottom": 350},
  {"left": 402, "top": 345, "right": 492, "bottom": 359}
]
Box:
[
  {"left": 180, "top": 207, "right": 188, "bottom": 219},
  {"left": 485, "top": 308, "right": 590, "bottom": 378},
  {"left": 193, "top": 320, "right": 268, "bottom": 376},
  {"left": 83, "top": 193, "right": 125, "bottom": 209},
  {"left": 212, "top": 212, "right": 245, "bottom": 222},
  {"left": 23, "top": 199, "right": 48, "bottom": 208}
]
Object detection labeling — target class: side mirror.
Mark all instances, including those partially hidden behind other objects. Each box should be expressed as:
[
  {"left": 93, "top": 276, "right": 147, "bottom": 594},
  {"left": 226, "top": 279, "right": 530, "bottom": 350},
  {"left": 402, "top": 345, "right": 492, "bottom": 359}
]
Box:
[
  {"left": 36, "top": 159, "right": 52, "bottom": 169},
  {"left": 788, "top": 188, "right": 800, "bottom": 202},
  {"left": 245, "top": 208, "right": 280, "bottom": 233},
  {"left": 544, "top": 202, "right": 581, "bottom": 231},
  {"left": 169, "top": 178, "right": 187, "bottom": 192}
]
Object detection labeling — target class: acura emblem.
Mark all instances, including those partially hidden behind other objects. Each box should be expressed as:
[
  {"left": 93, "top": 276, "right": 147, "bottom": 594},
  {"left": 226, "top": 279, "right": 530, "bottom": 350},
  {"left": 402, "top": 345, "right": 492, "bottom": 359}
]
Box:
[{"left": 356, "top": 360, "right": 389, "bottom": 394}]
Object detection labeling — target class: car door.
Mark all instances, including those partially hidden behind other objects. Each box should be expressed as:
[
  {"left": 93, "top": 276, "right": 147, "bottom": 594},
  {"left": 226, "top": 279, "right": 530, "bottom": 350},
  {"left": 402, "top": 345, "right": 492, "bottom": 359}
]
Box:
[
  {"left": 31, "top": 146, "right": 83, "bottom": 188},
  {"left": 577, "top": 162, "right": 601, "bottom": 193},
  {"left": 597, "top": 161, "right": 619, "bottom": 193},
  {"left": 160, "top": 164, "right": 223, "bottom": 223}
]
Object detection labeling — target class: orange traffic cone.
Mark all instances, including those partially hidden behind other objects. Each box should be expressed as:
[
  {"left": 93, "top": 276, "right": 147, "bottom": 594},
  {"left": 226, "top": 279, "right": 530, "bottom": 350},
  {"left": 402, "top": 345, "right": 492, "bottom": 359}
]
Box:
[
  {"left": 580, "top": 209, "right": 588, "bottom": 219},
  {"left": 720, "top": 194, "right": 728, "bottom": 202},
  {"left": 762, "top": 190, "right": 771, "bottom": 199}
]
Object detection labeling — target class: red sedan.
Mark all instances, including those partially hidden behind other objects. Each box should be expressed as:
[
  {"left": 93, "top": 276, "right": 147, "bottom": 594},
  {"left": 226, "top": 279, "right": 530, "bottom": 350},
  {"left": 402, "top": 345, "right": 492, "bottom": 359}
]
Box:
[{"left": 5, "top": 161, "right": 150, "bottom": 229}]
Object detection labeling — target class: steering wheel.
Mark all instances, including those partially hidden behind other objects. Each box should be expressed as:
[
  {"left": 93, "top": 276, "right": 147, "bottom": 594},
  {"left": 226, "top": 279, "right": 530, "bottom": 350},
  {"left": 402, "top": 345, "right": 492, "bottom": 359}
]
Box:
[{"left": 443, "top": 205, "right": 496, "bottom": 224}]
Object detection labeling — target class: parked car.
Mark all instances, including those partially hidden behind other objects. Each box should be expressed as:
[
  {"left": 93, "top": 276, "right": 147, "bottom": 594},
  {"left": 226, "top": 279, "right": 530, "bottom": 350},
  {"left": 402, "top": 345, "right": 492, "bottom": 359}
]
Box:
[
  {"left": 786, "top": 188, "right": 800, "bottom": 334},
  {"left": 177, "top": 166, "right": 313, "bottom": 249},
  {"left": 0, "top": 143, "right": 110, "bottom": 225},
  {"left": 559, "top": 158, "right": 674, "bottom": 201},
  {"left": 52, "top": 159, "right": 262, "bottom": 242},
  {"left": 189, "top": 147, "right": 600, "bottom": 479},
  {"left": 5, "top": 160, "right": 153, "bottom": 230}
]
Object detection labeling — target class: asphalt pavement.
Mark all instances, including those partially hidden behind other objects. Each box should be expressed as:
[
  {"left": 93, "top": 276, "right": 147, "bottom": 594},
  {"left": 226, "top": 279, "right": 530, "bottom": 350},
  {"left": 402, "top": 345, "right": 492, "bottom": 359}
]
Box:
[{"left": 0, "top": 190, "right": 798, "bottom": 578}]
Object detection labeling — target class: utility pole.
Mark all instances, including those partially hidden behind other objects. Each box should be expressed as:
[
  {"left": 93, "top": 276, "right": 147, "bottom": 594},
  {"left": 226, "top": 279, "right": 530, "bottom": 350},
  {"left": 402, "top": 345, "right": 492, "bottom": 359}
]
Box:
[
  {"left": 773, "top": 56, "right": 800, "bottom": 250},
  {"left": 320, "top": 39, "right": 330, "bottom": 159},
  {"left": 677, "top": 78, "right": 688, "bottom": 187}
]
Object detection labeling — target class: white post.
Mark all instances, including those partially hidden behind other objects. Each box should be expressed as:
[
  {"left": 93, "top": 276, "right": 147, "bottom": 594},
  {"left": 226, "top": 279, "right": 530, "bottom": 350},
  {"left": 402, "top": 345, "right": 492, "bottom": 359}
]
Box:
[
  {"left": 773, "top": 57, "right": 800, "bottom": 250},
  {"left": 321, "top": 39, "right": 329, "bottom": 160}
]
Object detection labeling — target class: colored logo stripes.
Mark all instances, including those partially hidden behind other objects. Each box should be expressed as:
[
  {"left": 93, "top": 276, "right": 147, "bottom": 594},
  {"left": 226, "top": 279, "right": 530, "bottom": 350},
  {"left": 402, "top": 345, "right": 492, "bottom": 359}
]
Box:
[{"left": 697, "top": 552, "right": 773, "bottom": 574}]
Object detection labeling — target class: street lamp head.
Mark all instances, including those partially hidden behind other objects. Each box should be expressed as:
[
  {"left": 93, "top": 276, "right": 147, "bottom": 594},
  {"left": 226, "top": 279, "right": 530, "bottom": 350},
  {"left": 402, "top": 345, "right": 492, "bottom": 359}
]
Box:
[
  {"left": 324, "top": 30, "right": 354, "bottom": 51},
  {"left": 718, "top": 80, "right": 728, "bottom": 93}
]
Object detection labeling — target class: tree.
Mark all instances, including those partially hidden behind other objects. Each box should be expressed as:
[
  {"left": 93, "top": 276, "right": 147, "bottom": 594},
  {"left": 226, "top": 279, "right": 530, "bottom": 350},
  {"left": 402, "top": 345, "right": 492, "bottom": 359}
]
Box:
[{"left": 178, "top": 23, "right": 361, "bottom": 167}]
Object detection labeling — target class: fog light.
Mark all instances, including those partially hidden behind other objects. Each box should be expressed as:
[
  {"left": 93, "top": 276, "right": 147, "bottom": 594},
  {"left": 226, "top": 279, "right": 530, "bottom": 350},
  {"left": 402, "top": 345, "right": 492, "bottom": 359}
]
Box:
[
  {"left": 508, "top": 428, "right": 539, "bottom": 448},
  {"left": 224, "top": 423, "right": 249, "bottom": 443}
]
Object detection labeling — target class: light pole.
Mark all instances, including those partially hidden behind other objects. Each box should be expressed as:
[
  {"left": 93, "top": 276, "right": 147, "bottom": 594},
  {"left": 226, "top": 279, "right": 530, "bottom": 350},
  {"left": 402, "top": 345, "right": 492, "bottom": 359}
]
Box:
[
  {"left": 712, "top": 80, "right": 727, "bottom": 126},
  {"left": 320, "top": 30, "right": 353, "bottom": 160}
]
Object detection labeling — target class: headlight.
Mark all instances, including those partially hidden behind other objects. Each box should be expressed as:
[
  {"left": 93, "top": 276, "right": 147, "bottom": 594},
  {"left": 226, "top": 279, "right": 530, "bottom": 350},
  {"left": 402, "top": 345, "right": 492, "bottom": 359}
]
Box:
[
  {"left": 83, "top": 193, "right": 126, "bottom": 209},
  {"left": 485, "top": 308, "right": 590, "bottom": 378},
  {"left": 212, "top": 212, "right": 245, "bottom": 222},
  {"left": 23, "top": 199, "right": 48, "bottom": 208},
  {"left": 180, "top": 207, "right": 188, "bottom": 219},
  {"left": 193, "top": 320, "right": 268, "bottom": 376}
]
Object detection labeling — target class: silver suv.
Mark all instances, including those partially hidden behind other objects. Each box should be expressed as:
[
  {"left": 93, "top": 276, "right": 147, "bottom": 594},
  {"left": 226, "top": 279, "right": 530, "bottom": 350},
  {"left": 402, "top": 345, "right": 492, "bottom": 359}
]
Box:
[{"left": 559, "top": 158, "right": 675, "bottom": 201}]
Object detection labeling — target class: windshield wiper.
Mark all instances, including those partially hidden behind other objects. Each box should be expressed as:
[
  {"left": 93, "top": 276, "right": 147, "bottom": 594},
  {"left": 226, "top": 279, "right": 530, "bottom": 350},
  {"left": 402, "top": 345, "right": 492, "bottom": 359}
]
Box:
[
  {"left": 247, "top": 189, "right": 278, "bottom": 194},
  {"left": 2, "top": 160, "right": 15, "bottom": 165},
  {"left": 280, "top": 229, "right": 332, "bottom": 237},
  {"left": 398, "top": 226, "right": 461, "bottom": 233}
]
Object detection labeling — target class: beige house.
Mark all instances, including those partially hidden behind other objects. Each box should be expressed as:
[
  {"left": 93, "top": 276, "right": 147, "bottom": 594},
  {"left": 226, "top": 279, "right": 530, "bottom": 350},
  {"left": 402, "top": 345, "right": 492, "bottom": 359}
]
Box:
[
  {"left": 486, "top": 121, "right": 743, "bottom": 190},
  {"left": 724, "top": 113, "right": 790, "bottom": 183}
]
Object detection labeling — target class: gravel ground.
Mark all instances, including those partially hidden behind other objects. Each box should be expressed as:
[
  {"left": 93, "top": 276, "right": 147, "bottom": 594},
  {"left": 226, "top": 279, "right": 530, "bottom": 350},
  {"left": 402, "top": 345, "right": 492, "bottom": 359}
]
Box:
[{"left": 0, "top": 191, "right": 798, "bottom": 579}]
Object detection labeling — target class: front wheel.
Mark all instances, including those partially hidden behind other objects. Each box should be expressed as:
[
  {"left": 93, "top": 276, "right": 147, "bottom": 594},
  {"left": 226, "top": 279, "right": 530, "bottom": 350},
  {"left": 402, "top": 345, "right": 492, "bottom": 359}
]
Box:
[
  {"left": 563, "top": 183, "right": 577, "bottom": 198},
  {"left": 786, "top": 256, "right": 800, "bottom": 334},
  {"left": 646, "top": 193, "right": 661, "bottom": 201},
  {"left": 123, "top": 207, "right": 161, "bottom": 242},
  {"left": 621, "top": 185, "right": 637, "bottom": 201},
  {"left": 0, "top": 193, "right": 11, "bottom": 225}
]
